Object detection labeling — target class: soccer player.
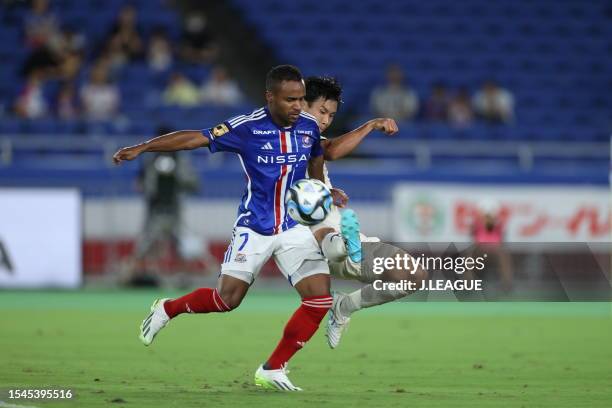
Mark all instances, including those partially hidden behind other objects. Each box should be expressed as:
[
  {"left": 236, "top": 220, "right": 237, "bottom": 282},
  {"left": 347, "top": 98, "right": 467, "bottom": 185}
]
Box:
[
  {"left": 113, "top": 65, "right": 341, "bottom": 391},
  {"left": 302, "top": 76, "right": 428, "bottom": 348}
]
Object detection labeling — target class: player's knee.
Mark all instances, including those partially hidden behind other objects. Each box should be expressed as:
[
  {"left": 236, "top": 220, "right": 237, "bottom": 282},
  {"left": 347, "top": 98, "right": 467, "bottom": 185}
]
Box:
[
  {"left": 217, "top": 273, "right": 250, "bottom": 311},
  {"left": 294, "top": 270, "right": 331, "bottom": 298}
]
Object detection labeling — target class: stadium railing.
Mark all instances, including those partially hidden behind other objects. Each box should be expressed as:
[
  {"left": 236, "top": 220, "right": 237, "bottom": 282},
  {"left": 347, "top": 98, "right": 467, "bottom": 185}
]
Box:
[{"left": 1, "top": 135, "right": 608, "bottom": 173}]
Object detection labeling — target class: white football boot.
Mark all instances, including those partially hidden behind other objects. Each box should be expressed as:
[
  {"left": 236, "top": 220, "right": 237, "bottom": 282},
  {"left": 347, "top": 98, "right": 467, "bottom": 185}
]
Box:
[
  {"left": 326, "top": 292, "right": 351, "bottom": 349},
  {"left": 139, "top": 298, "right": 170, "bottom": 346},
  {"left": 254, "top": 364, "right": 303, "bottom": 391}
]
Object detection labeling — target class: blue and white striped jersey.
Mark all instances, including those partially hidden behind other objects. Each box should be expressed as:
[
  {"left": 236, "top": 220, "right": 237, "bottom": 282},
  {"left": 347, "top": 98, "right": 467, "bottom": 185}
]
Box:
[{"left": 202, "top": 106, "right": 322, "bottom": 235}]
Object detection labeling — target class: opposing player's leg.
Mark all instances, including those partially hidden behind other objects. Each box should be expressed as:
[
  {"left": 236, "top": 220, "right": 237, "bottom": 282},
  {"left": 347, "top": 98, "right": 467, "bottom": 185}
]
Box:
[
  {"left": 312, "top": 208, "right": 363, "bottom": 263},
  {"left": 313, "top": 227, "right": 347, "bottom": 263},
  {"left": 311, "top": 204, "right": 349, "bottom": 263},
  {"left": 140, "top": 227, "right": 272, "bottom": 346},
  {"left": 327, "top": 243, "right": 428, "bottom": 348},
  {"left": 334, "top": 246, "right": 428, "bottom": 315},
  {"left": 255, "top": 225, "right": 332, "bottom": 391}
]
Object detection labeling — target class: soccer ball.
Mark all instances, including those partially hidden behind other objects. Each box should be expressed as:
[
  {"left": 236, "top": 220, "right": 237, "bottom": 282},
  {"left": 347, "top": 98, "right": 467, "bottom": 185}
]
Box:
[{"left": 285, "top": 179, "right": 333, "bottom": 226}]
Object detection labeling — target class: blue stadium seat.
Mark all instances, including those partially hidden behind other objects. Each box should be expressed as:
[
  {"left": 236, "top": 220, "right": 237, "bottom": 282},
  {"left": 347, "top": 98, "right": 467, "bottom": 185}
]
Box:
[
  {"left": 0, "top": 118, "right": 25, "bottom": 134},
  {"left": 22, "top": 119, "right": 63, "bottom": 135}
]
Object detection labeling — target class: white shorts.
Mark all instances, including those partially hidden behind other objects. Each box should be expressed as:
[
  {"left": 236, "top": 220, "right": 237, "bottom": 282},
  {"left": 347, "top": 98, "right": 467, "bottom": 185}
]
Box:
[{"left": 221, "top": 225, "right": 329, "bottom": 286}]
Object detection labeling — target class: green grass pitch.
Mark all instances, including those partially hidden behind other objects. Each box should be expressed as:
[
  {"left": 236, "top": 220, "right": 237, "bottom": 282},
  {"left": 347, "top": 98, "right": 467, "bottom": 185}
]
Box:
[{"left": 1, "top": 290, "right": 610, "bottom": 407}]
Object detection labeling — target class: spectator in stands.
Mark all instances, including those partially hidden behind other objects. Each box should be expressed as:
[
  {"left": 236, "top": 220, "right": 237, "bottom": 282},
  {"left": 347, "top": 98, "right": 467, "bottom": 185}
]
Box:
[
  {"left": 80, "top": 64, "right": 120, "bottom": 120},
  {"left": 21, "top": 0, "right": 62, "bottom": 78},
  {"left": 448, "top": 87, "right": 474, "bottom": 128},
  {"left": 370, "top": 64, "right": 419, "bottom": 121},
  {"left": 200, "top": 67, "right": 243, "bottom": 106},
  {"left": 48, "top": 27, "right": 85, "bottom": 80},
  {"left": 163, "top": 72, "right": 200, "bottom": 107},
  {"left": 107, "top": 4, "right": 143, "bottom": 62},
  {"left": 50, "top": 26, "right": 86, "bottom": 56},
  {"left": 473, "top": 80, "right": 515, "bottom": 123},
  {"left": 57, "top": 51, "right": 83, "bottom": 81},
  {"left": 56, "top": 82, "right": 79, "bottom": 120},
  {"left": 179, "top": 14, "right": 218, "bottom": 64},
  {"left": 24, "top": 0, "right": 59, "bottom": 49},
  {"left": 15, "top": 69, "right": 48, "bottom": 118},
  {"left": 21, "top": 44, "right": 59, "bottom": 79},
  {"left": 97, "top": 42, "right": 129, "bottom": 72},
  {"left": 147, "top": 28, "right": 173, "bottom": 72},
  {"left": 424, "top": 82, "right": 450, "bottom": 122}
]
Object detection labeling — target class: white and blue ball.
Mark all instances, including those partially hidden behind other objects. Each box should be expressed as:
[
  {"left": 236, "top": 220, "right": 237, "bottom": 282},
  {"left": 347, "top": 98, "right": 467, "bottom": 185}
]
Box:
[{"left": 285, "top": 179, "right": 333, "bottom": 226}]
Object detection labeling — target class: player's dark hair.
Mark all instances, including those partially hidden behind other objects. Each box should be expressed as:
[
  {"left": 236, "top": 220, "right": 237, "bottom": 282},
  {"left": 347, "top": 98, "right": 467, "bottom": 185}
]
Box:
[
  {"left": 265, "top": 65, "right": 303, "bottom": 91},
  {"left": 304, "top": 76, "right": 343, "bottom": 106}
]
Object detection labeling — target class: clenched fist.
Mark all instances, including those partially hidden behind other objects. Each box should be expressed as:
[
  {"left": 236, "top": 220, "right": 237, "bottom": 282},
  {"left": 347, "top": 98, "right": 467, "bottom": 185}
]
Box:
[
  {"left": 113, "top": 145, "right": 144, "bottom": 165},
  {"left": 369, "top": 118, "right": 399, "bottom": 135}
]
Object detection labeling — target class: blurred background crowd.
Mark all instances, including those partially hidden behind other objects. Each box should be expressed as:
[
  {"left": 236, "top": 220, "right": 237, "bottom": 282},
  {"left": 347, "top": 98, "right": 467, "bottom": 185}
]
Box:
[
  {"left": 1, "top": 0, "right": 609, "bottom": 137},
  {"left": 5, "top": 0, "right": 243, "bottom": 131}
]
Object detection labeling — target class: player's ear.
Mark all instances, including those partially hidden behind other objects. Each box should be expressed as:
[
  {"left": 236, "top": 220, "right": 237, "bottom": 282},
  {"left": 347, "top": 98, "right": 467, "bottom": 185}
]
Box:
[{"left": 265, "top": 90, "right": 274, "bottom": 104}]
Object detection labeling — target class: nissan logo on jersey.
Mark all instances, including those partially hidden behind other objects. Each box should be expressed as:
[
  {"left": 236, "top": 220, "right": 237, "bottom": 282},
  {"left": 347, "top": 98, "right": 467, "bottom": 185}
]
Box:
[{"left": 256, "top": 154, "right": 309, "bottom": 164}]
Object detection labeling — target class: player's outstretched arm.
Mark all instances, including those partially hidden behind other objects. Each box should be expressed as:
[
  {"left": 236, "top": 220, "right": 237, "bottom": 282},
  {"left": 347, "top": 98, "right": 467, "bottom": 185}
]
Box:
[
  {"left": 323, "top": 118, "right": 398, "bottom": 161},
  {"left": 113, "top": 130, "right": 208, "bottom": 165}
]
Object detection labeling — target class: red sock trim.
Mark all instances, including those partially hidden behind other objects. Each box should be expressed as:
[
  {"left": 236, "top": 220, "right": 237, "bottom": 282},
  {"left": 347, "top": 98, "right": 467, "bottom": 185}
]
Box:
[
  {"left": 211, "top": 289, "right": 222, "bottom": 311},
  {"left": 302, "top": 296, "right": 333, "bottom": 308},
  {"left": 213, "top": 289, "right": 231, "bottom": 311}
]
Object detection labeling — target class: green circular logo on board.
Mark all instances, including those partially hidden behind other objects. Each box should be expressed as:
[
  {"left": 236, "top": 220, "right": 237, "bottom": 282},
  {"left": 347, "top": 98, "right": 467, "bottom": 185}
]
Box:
[{"left": 404, "top": 195, "right": 444, "bottom": 237}]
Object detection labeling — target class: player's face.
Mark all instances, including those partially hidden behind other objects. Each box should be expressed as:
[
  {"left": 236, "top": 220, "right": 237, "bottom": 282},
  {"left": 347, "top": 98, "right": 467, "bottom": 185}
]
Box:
[
  {"left": 304, "top": 97, "right": 338, "bottom": 133},
  {"left": 266, "top": 80, "right": 306, "bottom": 126}
]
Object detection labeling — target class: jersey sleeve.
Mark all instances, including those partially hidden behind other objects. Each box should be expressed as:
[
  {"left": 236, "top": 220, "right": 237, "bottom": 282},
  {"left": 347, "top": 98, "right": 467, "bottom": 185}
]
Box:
[{"left": 202, "top": 121, "right": 243, "bottom": 154}]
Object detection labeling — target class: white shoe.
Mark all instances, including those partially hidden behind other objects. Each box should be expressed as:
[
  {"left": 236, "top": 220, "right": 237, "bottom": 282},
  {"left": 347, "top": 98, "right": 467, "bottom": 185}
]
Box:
[
  {"left": 139, "top": 298, "right": 170, "bottom": 346},
  {"left": 326, "top": 293, "right": 351, "bottom": 349},
  {"left": 254, "top": 364, "right": 303, "bottom": 391}
]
